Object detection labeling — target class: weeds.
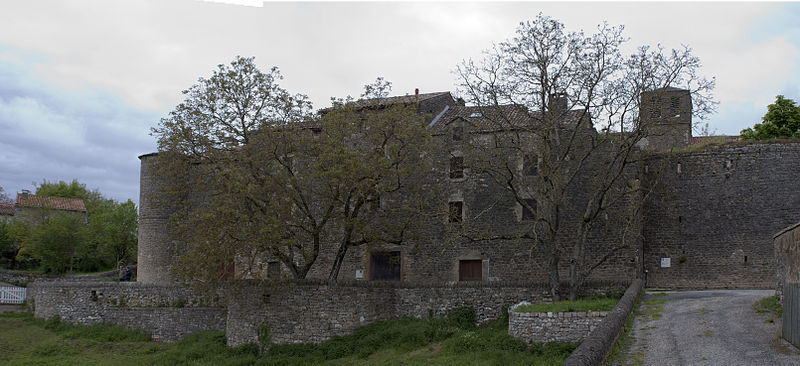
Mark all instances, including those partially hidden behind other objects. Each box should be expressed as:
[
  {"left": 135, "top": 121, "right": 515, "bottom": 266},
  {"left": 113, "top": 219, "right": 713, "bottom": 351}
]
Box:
[{"left": 755, "top": 295, "right": 782, "bottom": 318}]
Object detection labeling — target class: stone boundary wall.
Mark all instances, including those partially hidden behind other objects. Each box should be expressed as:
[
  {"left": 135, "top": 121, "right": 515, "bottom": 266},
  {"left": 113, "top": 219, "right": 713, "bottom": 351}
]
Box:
[
  {"left": 28, "top": 281, "right": 225, "bottom": 342},
  {"left": 226, "top": 280, "right": 629, "bottom": 347},
  {"left": 564, "top": 279, "right": 643, "bottom": 366},
  {"left": 0, "top": 269, "right": 118, "bottom": 287},
  {"left": 508, "top": 310, "right": 608, "bottom": 343}
]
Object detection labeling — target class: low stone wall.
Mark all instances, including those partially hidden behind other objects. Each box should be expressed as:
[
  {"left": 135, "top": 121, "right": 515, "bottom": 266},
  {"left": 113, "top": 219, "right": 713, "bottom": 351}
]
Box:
[
  {"left": 226, "top": 280, "right": 628, "bottom": 347},
  {"left": 28, "top": 281, "right": 225, "bottom": 342},
  {"left": 564, "top": 279, "right": 643, "bottom": 366},
  {"left": 509, "top": 310, "right": 608, "bottom": 343},
  {"left": 0, "top": 269, "right": 119, "bottom": 286}
]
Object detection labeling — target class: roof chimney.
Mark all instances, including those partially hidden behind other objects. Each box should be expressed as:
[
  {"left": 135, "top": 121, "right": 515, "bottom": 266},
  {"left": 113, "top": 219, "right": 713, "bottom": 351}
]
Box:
[
  {"left": 415, "top": 88, "right": 419, "bottom": 98},
  {"left": 549, "top": 93, "right": 568, "bottom": 116}
]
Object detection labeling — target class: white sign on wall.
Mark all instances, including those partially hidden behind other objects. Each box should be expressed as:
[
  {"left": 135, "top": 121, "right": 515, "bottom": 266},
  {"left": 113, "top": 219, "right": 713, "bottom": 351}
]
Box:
[
  {"left": 660, "top": 257, "right": 671, "bottom": 268},
  {"left": 355, "top": 269, "right": 364, "bottom": 279}
]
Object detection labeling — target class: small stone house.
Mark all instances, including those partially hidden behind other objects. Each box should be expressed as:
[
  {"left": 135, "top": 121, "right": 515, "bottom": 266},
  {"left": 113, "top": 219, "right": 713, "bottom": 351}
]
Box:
[{"left": 11, "top": 192, "right": 87, "bottom": 225}]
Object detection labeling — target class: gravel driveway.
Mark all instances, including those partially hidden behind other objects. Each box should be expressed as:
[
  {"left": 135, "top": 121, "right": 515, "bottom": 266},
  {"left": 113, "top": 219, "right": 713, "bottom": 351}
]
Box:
[{"left": 613, "top": 289, "right": 800, "bottom": 365}]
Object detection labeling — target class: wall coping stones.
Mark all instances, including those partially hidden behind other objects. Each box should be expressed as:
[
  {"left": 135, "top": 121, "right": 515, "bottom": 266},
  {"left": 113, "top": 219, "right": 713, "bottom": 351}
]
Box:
[{"left": 564, "top": 279, "right": 643, "bottom": 366}]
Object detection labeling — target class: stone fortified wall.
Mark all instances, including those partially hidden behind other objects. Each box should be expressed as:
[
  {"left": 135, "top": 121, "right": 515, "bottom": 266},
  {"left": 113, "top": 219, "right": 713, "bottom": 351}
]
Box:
[
  {"left": 643, "top": 143, "right": 800, "bottom": 288},
  {"left": 28, "top": 281, "right": 226, "bottom": 342}
]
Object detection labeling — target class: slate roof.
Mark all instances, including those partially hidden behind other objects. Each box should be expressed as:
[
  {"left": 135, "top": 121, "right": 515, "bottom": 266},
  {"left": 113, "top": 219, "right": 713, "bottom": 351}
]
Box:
[
  {"left": 353, "top": 92, "right": 452, "bottom": 108},
  {"left": 15, "top": 194, "right": 87, "bottom": 212},
  {"left": 429, "top": 105, "right": 586, "bottom": 132},
  {"left": 0, "top": 203, "right": 14, "bottom": 216}
]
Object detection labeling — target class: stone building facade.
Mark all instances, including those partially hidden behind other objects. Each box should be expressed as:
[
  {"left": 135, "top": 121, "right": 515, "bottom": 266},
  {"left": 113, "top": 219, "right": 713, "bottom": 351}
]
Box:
[{"left": 136, "top": 88, "right": 800, "bottom": 290}]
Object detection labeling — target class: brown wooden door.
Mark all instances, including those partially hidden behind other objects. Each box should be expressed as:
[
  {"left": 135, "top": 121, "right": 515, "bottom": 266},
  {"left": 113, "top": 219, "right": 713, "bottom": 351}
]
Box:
[{"left": 459, "top": 260, "right": 482, "bottom": 281}]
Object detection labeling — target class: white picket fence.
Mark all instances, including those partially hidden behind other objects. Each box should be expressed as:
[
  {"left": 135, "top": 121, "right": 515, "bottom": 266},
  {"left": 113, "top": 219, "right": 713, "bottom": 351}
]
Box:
[{"left": 0, "top": 286, "right": 26, "bottom": 304}]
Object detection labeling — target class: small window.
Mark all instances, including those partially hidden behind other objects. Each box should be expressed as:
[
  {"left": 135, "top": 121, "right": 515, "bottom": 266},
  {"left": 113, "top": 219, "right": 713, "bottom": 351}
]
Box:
[
  {"left": 452, "top": 126, "right": 464, "bottom": 141},
  {"left": 267, "top": 261, "right": 281, "bottom": 278},
  {"left": 450, "top": 156, "right": 464, "bottom": 179},
  {"left": 449, "top": 201, "right": 463, "bottom": 223},
  {"left": 649, "top": 98, "right": 661, "bottom": 118},
  {"left": 670, "top": 97, "right": 680, "bottom": 109},
  {"left": 523, "top": 155, "right": 538, "bottom": 176},
  {"left": 521, "top": 198, "right": 536, "bottom": 220},
  {"left": 459, "top": 260, "right": 482, "bottom": 281},
  {"left": 677, "top": 163, "right": 682, "bottom": 174}
]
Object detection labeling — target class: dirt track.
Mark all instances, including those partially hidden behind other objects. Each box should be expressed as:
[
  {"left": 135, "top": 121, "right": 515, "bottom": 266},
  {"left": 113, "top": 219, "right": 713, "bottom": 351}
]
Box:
[{"left": 614, "top": 289, "right": 800, "bottom": 365}]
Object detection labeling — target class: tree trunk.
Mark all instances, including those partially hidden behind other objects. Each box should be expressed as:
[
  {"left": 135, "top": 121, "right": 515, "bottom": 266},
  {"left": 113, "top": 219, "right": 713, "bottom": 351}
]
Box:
[
  {"left": 328, "top": 244, "right": 348, "bottom": 281},
  {"left": 569, "top": 221, "right": 591, "bottom": 300},
  {"left": 548, "top": 247, "right": 560, "bottom": 302}
]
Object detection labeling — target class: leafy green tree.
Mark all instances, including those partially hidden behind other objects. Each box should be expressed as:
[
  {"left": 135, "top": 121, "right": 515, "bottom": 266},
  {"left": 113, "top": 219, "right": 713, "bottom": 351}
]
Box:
[
  {"left": 0, "top": 186, "right": 11, "bottom": 203},
  {"left": 33, "top": 179, "right": 138, "bottom": 270},
  {"left": 29, "top": 214, "right": 88, "bottom": 273},
  {"left": 153, "top": 57, "right": 442, "bottom": 283},
  {"left": 741, "top": 95, "right": 800, "bottom": 140}
]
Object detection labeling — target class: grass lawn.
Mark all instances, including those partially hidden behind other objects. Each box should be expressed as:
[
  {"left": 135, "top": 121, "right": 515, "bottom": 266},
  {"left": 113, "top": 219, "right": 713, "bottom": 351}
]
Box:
[
  {"left": 0, "top": 308, "right": 575, "bottom": 365},
  {"left": 512, "top": 296, "right": 619, "bottom": 313}
]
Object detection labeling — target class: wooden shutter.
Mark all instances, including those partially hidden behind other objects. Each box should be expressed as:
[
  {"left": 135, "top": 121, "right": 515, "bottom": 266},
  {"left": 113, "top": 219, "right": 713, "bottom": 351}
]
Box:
[{"left": 459, "top": 260, "right": 482, "bottom": 281}]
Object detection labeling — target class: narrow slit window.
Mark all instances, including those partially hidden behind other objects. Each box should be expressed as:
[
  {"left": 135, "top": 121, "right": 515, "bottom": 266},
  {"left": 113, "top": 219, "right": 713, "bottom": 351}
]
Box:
[
  {"left": 523, "top": 155, "right": 538, "bottom": 176},
  {"left": 452, "top": 126, "right": 464, "bottom": 141},
  {"left": 449, "top": 201, "right": 463, "bottom": 223},
  {"left": 450, "top": 156, "right": 464, "bottom": 179},
  {"left": 521, "top": 198, "right": 537, "bottom": 220}
]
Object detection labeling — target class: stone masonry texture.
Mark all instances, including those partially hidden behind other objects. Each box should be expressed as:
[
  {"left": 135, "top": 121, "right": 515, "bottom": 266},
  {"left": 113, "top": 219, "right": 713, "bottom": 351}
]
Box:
[
  {"left": 225, "top": 280, "right": 626, "bottom": 346},
  {"left": 28, "top": 281, "right": 226, "bottom": 342},
  {"left": 509, "top": 310, "right": 608, "bottom": 343},
  {"left": 642, "top": 143, "right": 800, "bottom": 289}
]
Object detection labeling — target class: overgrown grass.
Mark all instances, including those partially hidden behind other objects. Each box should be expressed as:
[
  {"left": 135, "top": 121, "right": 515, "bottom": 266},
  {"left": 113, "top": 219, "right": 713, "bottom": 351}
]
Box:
[
  {"left": 1, "top": 312, "right": 151, "bottom": 342},
  {"left": 754, "top": 294, "right": 782, "bottom": 318},
  {"left": 0, "top": 307, "right": 576, "bottom": 365},
  {"left": 513, "top": 297, "right": 618, "bottom": 313}
]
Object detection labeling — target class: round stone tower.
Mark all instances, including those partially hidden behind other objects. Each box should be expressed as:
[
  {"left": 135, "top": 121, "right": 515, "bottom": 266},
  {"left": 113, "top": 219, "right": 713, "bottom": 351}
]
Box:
[{"left": 137, "top": 152, "right": 177, "bottom": 283}]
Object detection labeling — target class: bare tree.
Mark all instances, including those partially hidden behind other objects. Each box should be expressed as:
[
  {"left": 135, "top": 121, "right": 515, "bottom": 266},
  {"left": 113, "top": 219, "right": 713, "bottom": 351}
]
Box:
[{"left": 456, "top": 15, "right": 715, "bottom": 300}]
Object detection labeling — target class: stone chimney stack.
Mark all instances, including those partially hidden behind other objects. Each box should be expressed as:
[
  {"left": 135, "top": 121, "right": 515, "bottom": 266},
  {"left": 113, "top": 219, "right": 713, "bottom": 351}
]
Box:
[{"left": 549, "top": 93, "right": 568, "bottom": 114}]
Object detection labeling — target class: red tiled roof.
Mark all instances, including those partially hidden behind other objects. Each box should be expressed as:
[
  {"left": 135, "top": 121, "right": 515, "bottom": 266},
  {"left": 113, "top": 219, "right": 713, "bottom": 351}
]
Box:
[
  {"left": 0, "top": 202, "right": 14, "bottom": 216},
  {"left": 429, "top": 105, "right": 586, "bottom": 132},
  {"left": 15, "top": 194, "right": 87, "bottom": 212}
]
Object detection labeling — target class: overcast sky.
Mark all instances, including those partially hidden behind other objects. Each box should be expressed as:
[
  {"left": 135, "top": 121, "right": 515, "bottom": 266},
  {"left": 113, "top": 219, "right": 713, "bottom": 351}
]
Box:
[{"left": 1, "top": 1, "right": 799, "bottom": 206}]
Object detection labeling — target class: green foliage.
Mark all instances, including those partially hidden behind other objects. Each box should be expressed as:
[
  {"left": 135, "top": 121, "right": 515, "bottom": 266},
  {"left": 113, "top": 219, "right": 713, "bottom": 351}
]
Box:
[
  {"left": 741, "top": 95, "right": 800, "bottom": 140},
  {"left": 153, "top": 58, "right": 443, "bottom": 283},
  {"left": 513, "top": 296, "right": 619, "bottom": 313},
  {"left": 12, "top": 179, "right": 139, "bottom": 273},
  {"left": 446, "top": 306, "right": 477, "bottom": 330},
  {"left": 257, "top": 321, "right": 271, "bottom": 348},
  {"left": 28, "top": 214, "right": 87, "bottom": 273}
]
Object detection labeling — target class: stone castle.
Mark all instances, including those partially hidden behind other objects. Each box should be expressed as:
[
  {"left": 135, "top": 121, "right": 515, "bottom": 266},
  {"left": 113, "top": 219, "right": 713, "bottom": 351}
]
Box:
[
  {"left": 28, "top": 87, "right": 800, "bottom": 349},
  {"left": 136, "top": 87, "right": 800, "bottom": 290}
]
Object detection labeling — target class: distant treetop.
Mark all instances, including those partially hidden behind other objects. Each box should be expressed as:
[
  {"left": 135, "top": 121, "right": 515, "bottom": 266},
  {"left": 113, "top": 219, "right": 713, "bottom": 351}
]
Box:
[{"left": 741, "top": 95, "right": 800, "bottom": 140}]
